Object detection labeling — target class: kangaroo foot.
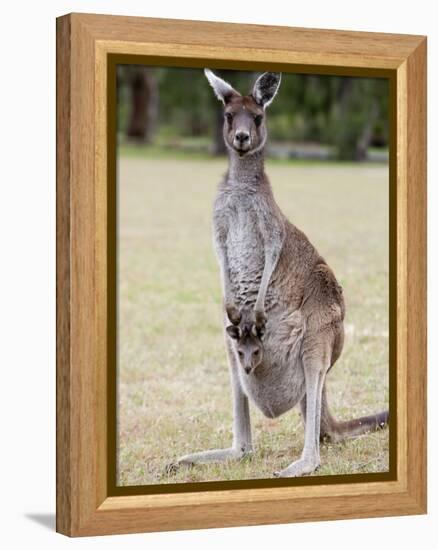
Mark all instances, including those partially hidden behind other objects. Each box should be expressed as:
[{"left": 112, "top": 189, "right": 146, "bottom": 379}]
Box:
[
  {"left": 273, "top": 457, "right": 320, "bottom": 478},
  {"left": 174, "top": 446, "right": 252, "bottom": 469}
]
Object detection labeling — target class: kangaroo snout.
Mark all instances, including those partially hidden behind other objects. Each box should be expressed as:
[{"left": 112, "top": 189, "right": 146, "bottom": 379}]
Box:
[
  {"left": 233, "top": 130, "right": 251, "bottom": 152},
  {"left": 235, "top": 130, "right": 250, "bottom": 143}
]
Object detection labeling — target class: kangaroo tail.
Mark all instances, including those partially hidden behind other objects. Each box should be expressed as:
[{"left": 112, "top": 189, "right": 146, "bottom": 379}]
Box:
[{"left": 320, "top": 385, "right": 389, "bottom": 443}]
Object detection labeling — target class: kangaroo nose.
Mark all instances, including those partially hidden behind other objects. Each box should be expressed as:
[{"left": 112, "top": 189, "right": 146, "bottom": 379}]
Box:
[
  {"left": 244, "top": 366, "right": 251, "bottom": 374},
  {"left": 235, "top": 131, "right": 249, "bottom": 143}
]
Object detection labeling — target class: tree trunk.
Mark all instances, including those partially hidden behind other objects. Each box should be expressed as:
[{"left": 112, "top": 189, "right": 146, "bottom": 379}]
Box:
[
  {"left": 334, "top": 78, "right": 358, "bottom": 160},
  {"left": 338, "top": 77, "right": 354, "bottom": 111},
  {"left": 355, "top": 98, "right": 379, "bottom": 161},
  {"left": 126, "top": 68, "right": 158, "bottom": 143}
]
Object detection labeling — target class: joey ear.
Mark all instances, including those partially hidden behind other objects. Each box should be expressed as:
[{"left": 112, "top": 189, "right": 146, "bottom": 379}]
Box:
[
  {"left": 226, "top": 325, "right": 242, "bottom": 340},
  {"left": 252, "top": 72, "right": 281, "bottom": 109},
  {"left": 204, "top": 69, "right": 240, "bottom": 104},
  {"left": 254, "top": 324, "right": 265, "bottom": 339}
]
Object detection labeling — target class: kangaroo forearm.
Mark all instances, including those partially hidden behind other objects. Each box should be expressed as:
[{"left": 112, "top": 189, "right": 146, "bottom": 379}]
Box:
[
  {"left": 216, "top": 247, "right": 243, "bottom": 325},
  {"left": 220, "top": 262, "right": 233, "bottom": 305},
  {"left": 254, "top": 265, "right": 273, "bottom": 313},
  {"left": 215, "top": 242, "right": 235, "bottom": 304},
  {"left": 254, "top": 242, "right": 283, "bottom": 314}
]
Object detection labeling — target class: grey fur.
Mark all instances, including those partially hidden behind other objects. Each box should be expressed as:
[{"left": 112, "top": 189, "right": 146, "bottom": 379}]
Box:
[
  {"left": 173, "top": 70, "right": 388, "bottom": 478},
  {"left": 226, "top": 308, "right": 265, "bottom": 375},
  {"left": 252, "top": 72, "right": 282, "bottom": 108}
]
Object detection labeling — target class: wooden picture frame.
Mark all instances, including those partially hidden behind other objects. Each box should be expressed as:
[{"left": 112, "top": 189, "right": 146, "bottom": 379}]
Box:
[{"left": 56, "top": 13, "right": 427, "bottom": 537}]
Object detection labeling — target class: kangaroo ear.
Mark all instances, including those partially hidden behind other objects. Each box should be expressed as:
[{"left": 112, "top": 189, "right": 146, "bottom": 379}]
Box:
[
  {"left": 204, "top": 69, "right": 240, "bottom": 105},
  {"left": 226, "top": 325, "right": 242, "bottom": 340},
  {"left": 252, "top": 72, "right": 281, "bottom": 109}
]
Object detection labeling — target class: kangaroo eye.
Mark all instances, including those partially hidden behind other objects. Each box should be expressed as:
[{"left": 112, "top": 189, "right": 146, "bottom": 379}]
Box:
[
  {"left": 254, "top": 349, "right": 260, "bottom": 356},
  {"left": 254, "top": 115, "right": 263, "bottom": 127},
  {"left": 238, "top": 351, "right": 243, "bottom": 358},
  {"left": 225, "top": 112, "right": 233, "bottom": 123}
]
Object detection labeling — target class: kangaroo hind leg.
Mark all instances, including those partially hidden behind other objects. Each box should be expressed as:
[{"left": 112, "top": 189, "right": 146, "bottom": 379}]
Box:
[
  {"left": 300, "top": 383, "right": 342, "bottom": 443},
  {"left": 167, "top": 340, "right": 252, "bottom": 473},
  {"left": 274, "top": 349, "right": 328, "bottom": 478}
]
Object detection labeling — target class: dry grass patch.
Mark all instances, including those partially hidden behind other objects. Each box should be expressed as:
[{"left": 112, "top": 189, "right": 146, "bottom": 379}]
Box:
[{"left": 117, "top": 156, "right": 389, "bottom": 486}]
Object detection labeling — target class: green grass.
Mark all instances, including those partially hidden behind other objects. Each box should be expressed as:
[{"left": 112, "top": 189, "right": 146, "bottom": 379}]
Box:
[
  {"left": 117, "top": 155, "right": 389, "bottom": 486},
  {"left": 118, "top": 141, "right": 387, "bottom": 165}
]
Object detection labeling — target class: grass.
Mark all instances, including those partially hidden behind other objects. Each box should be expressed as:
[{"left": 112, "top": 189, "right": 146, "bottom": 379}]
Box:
[
  {"left": 117, "top": 154, "right": 389, "bottom": 486},
  {"left": 118, "top": 141, "right": 388, "bottom": 165}
]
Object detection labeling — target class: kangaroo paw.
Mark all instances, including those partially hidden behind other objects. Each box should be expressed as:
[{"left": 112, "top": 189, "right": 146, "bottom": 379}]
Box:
[
  {"left": 254, "top": 309, "right": 267, "bottom": 328},
  {"left": 164, "top": 461, "right": 182, "bottom": 475}
]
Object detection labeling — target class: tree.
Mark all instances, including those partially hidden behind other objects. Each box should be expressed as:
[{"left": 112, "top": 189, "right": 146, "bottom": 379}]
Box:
[
  {"left": 125, "top": 67, "right": 158, "bottom": 143},
  {"left": 116, "top": 66, "right": 389, "bottom": 161},
  {"left": 330, "top": 77, "right": 387, "bottom": 161}
]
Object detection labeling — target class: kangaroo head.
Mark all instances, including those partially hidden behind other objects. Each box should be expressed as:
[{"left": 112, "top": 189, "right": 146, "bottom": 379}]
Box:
[
  {"left": 226, "top": 308, "right": 265, "bottom": 375},
  {"left": 204, "top": 69, "right": 281, "bottom": 157}
]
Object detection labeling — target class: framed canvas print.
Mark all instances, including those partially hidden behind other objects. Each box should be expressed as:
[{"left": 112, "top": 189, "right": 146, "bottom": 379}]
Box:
[{"left": 56, "top": 13, "right": 427, "bottom": 536}]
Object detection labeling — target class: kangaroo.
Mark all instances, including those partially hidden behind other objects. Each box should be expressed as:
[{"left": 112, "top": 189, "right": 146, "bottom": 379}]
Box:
[
  {"left": 225, "top": 308, "right": 266, "bottom": 376},
  {"left": 175, "top": 69, "right": 388, "bottom": 477}
]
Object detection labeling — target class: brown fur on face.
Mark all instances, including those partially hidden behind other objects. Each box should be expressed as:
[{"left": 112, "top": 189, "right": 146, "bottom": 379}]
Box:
[
  {"left": 223, "top": 96, "right": 266, "bottom": 156},
  {"left": 204, "top": 69, "right": 280, "bottom": 157}
]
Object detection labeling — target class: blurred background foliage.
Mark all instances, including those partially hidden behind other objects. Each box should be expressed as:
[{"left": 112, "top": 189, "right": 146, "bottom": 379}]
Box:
[{"left": 117, "top": 66, "right": 389, "bottom": 162}]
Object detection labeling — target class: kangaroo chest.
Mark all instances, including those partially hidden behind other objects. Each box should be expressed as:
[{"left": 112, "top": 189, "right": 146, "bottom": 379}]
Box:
[
  {"left": 227, "top": 207, "right": 264, "bottom": 297},
  {"left": 215, "top": 189, "right": 268, "bottom": 308}
]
